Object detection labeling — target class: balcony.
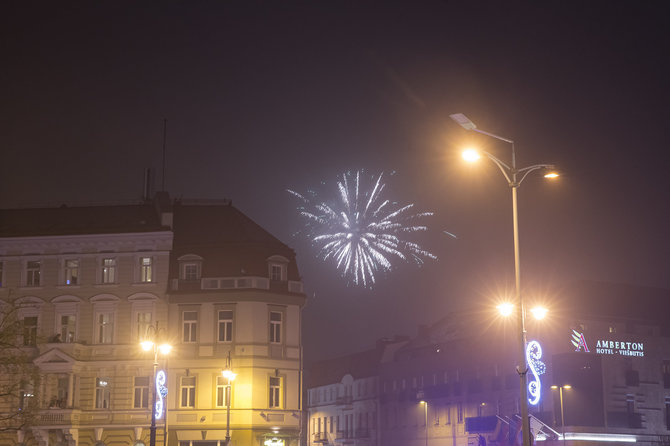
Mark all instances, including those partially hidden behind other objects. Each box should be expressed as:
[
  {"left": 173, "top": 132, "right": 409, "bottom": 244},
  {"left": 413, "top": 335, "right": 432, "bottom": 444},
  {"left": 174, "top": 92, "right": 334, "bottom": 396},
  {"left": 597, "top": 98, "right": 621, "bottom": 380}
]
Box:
[{"left": 38, "top": 409, "right": 81, "bottom": 426}]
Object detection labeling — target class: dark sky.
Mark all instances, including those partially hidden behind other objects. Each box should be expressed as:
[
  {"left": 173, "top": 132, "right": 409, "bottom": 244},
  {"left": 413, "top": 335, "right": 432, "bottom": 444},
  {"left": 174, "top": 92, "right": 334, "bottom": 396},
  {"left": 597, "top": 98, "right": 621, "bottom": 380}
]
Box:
[{"left": 3, "top": 1, "right": 670, "bottom": 362}]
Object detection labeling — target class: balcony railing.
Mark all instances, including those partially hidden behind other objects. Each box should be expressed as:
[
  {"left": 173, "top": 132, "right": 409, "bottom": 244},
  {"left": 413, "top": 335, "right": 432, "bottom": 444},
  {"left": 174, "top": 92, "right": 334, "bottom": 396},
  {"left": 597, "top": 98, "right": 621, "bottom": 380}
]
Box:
[
  {"left": 38, "top": 409, "right": 80, "bottom": 425},
  {"left": 312, "top": 432, "right": 328, "bottom": 442},
  {"left": 336, "top": 395, "right": 352, "bottom": 407}
]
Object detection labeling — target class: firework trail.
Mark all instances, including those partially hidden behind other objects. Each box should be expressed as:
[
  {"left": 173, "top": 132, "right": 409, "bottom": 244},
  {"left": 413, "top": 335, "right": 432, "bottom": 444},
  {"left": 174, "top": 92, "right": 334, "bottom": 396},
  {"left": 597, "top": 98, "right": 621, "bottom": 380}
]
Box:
[{"left": 288, "top": 170, "right": 437, "bottom": 287}]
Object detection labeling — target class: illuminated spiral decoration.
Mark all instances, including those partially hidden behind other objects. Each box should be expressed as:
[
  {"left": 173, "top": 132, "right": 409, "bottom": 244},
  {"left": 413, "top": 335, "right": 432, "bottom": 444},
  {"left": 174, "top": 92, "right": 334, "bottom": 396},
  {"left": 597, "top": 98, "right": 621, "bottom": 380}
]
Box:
[
  {"left": 155, "top": 370, "right": 167, "bottom": 419},
  {"left": 526, "top": 340, "right": 546, "bottom": 406}
]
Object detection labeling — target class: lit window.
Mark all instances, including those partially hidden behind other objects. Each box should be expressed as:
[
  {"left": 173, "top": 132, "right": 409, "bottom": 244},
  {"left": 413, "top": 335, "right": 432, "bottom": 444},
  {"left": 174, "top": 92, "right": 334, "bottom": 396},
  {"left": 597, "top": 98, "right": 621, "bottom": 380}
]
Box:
[
  {"left": 96, "top": 312, "right": 114, "bottom": 344},
  {"left": 26, "top": 261, "right": 41, "bottom": 287},
  {"left": 23, "top": 316, "right": 38, "bottom": 346},
  {"left": 95, "top": 377, "right": 110, "bottom": 409},
  {"left": 102, "top": 258, "right": 116, "bottom": 284},
  {"left": 139, "top": 257, "right": 153, "bottom": 283},
  {"left": 182, "top": 311, "right": 197, "bottom": 343},
  {"left": 216, "top": 376, "right": 232, "bottom": 407},
  {"left": 64, "top": 259, "right": 79, "bottom": 285},
  {"left": 218, "top": 310, "right": 233, "bottom": 343},
  {"left": 180, "top": 376, "right": 196, "bottom": 408},
  {"left": 134, "top": 376, "right": 150, "bottom": 408},
  {"left": 269, "top": 311, "right": 282, "bottom": 343},
  {"left": 60, "top": 315, "right": 76, "bottom": 343},
  {"left": 269, "top": 376, "right": 282, "bottom": 408}
]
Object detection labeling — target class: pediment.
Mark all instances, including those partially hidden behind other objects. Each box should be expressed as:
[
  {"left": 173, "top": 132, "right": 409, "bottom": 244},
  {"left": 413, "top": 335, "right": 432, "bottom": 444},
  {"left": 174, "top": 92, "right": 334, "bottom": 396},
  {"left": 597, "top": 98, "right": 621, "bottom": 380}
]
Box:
[{"left": 34, "top": 348, "right": 77, "bottom": 367}]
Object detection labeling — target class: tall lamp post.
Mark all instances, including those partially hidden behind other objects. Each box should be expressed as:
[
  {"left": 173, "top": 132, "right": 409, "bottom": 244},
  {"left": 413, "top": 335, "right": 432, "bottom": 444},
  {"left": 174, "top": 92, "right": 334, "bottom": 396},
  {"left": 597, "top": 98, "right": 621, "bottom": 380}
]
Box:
[
  {"left": 451, "top": 113, "right": 558, "bottom": 446},
  {"left": 140, "top": 322, "right": 172, "bottom": 446},
  {"left": 222, "top": 352, "right": 237, "bottom": 446},
  {"left": 551, "top": 385, "right": 571, "bottom": 444}
]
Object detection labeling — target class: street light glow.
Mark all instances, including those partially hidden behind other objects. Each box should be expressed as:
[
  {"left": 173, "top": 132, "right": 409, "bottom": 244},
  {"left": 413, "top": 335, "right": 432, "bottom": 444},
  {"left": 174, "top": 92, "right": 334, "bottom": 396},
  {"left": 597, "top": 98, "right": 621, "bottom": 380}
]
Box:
[
  {"left": 530, "top": 306, "right": 548, "bottom": 320},
  {"left": 462, "top": 149, "right": 481, "bottom": 162},
  {"left": 544, "top": 171, "right": 559, "bottom": 179},
  {"left": 158, "top": 343, "right": 172, "bottom": 355},
  {"left": 497, "top": 302, "right": 514, "bottom": 317},
  {"left": 140, "top": 340, "right": 153, "bottom": 351},
  {"left": 222, "top": 369, "right": 237, "bottom": 381}
]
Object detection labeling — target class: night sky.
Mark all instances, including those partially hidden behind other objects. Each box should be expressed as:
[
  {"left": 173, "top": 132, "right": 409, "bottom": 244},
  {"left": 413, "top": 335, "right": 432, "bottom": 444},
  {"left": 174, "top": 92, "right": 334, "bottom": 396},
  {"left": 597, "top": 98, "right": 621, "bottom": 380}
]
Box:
[{"left": 3, "top": 2, "right": 670, "bottom": 363}]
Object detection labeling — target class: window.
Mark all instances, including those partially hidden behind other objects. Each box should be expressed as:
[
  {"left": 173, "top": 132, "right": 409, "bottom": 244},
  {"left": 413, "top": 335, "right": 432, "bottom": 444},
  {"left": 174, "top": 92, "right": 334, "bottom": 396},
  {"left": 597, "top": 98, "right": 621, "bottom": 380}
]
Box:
[
  {"left": 134, "top": 376, "right": 150, "bottom": 408},
  {"left": 626, "top": 394, "right": 635, "bottom": 414},
  {"left": 269, "top": 311, "right": 282, "bottom": 343},
  {"left": 96, "top": 312, "right": 114, "bottom": 344},
  {"left": 180, "top": 376, "right": 196, "bottom": 408},
  {"left": 64, "top": 259, "right": 79, "bottom": 285},
  {"left": 26, "top": 260, "right": 41, "bottom": 287},
  {"left": 182, "top": 263, "right": 200, "bottom": 281},
  {"left": 23, "top": 316, "right": 38, "bottom": 346},
  {"left": 139, "top": 256, "right": 153, "bottom": 282},
  {"left": 60, "top": 315, "right": 76, "bottom": 343},
  {"left": 0, "top": 261, "right": 4, "bottom": 287},
  {"left": 269, "top": 376, "right": 282, "bottom": 408},
  {"left": 665, "top": 397, "right": 670, "bottom": 429},
  {"left": 102, "top": 258, "right": 116, "bottom": 284},
  {"left": 216, "top": 376, "right": 232, "bottom": 407},
  {"left": 270, "top": 264, "right": 283, "bottom": 281},
  {"left": 136, "top": 312, "right": 152, "bottom": 341},
  {"left": 95, "top": 377, "right": 110, "bottom": 409},
  {"left": 457, "top": 402, "right": 464, "bottom": 423},
  {"left": 182, "top": 311, "right": 198, "bottom": 343},
  {"left": 218, "top": 310, "right": 233, "bottom": 343}
]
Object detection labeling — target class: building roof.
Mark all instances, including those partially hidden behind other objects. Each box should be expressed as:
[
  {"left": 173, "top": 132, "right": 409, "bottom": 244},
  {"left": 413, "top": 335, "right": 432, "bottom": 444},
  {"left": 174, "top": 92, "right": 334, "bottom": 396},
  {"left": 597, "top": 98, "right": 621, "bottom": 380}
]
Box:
[
  {"left": 0, "top": 203, "right": 167, "bottom": 237},
  {"left": 169, "top": 200, "right": 301, "bottom": 281}
]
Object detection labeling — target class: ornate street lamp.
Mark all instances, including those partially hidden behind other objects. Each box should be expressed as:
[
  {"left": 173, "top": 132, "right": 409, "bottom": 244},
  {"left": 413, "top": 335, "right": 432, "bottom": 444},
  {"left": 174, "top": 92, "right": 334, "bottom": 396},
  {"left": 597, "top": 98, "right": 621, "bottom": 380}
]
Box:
[
  {"left": 451, "top": 113, "right": 558, "bottom": 446},
  {"left": 140, "top": 322, "right": 172, "bottom": 446},
  {"left": 222, "top": 352, "right": 237, "bottom": 446}
]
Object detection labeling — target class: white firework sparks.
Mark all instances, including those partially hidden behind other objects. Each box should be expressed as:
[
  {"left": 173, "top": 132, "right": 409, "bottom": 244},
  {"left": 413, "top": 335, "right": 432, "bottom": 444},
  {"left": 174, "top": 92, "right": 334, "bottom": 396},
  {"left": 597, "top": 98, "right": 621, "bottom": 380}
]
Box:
[{"left": 288, "top": 170, "right": 437, "bottom": 287}]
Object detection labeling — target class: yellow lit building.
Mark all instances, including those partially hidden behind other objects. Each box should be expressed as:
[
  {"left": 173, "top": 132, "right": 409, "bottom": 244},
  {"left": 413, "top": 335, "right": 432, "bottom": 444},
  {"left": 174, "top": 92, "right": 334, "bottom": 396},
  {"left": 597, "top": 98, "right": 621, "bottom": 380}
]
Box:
[{"left": 0, "top": 193, "right": 306, "bottom": 446}]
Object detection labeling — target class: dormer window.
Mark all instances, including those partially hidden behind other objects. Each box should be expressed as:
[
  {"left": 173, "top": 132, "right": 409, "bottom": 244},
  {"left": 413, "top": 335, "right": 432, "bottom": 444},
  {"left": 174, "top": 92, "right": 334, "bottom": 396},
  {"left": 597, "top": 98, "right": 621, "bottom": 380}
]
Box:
[
  {"left": 266, "top": 255, "right": 289, "bottom": 282},
  {"left": 178, "top": 254, "right": 203, "bottom": 281}
]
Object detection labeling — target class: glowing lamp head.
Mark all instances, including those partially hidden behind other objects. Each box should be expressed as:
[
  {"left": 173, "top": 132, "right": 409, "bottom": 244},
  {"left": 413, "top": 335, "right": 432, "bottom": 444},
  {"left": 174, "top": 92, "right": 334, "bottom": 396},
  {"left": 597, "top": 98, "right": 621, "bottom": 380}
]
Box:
[
  {"left": 222, "top": 369, "right": 237, "bottom": 381},
  {"left": 158, "top": 343, "right": 172, "bottom": 355},
  {"left": 497, "top": 302, "right": 514, "bottom": 317},
  {"left": 530, "top": 306, "right": 548, "bottom": 320},
  {"left": 544, "top": 171, "right": 559, "bottom": 179},
  {"left": 462, "top": 149, "right": 481, "bottom": 163},
  {"left": 140, "top": 340, "right": 154, "bottom": 351}
]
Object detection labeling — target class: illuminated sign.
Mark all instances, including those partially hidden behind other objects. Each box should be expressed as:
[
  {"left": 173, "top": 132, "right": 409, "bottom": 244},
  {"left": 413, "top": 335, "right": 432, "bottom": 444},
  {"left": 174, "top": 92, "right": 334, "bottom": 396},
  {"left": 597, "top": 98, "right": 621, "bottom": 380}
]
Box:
[
  {"left": 571, "top": 329, "right": 590, "bottom": 352},
  {"left": 571, "top": 330, "right": 644, "bottom": 357},
  {"left": 264, "top": 439, "right": 284, "bottom": 446},
  {"left": 526, "top": 340, "right": 545, "bottom": 406},
  {"left": 155, "top": 370, "right": 168, "bottom": 419}
]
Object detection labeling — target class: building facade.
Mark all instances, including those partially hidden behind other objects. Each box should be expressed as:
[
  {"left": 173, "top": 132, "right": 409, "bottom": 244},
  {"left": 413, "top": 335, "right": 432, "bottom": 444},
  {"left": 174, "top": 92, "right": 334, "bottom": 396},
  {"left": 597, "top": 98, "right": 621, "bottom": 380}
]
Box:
[
  {"left": 0, "top": 194, "right": 306, "bottom": 446},
  {"left": 306, "top": 283, "right": 670, "bottom": 446}
]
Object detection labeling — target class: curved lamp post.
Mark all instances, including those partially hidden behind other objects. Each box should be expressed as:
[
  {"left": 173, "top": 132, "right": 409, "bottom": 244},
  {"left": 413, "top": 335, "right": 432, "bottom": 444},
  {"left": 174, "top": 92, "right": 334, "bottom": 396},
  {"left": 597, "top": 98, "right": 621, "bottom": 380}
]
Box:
[
  {"left": 140, "top": 322, "right": 172, "bottom": 446},
  {"left": 420, "top": 400, "right": 428, "bottom": 446},
  {"left": 451, "top": 113, "right": 558, "bottom": 446},
  {"left": 222, "top": 352, "right": 237, "bottom": 446}
]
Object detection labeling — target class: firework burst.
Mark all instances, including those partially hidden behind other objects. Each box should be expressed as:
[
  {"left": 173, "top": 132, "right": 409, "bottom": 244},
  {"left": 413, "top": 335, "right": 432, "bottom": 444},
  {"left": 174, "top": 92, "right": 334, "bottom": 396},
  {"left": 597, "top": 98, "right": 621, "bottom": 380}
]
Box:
[{"left": 288, "top": 170, "right": 437, "bottom": 287}]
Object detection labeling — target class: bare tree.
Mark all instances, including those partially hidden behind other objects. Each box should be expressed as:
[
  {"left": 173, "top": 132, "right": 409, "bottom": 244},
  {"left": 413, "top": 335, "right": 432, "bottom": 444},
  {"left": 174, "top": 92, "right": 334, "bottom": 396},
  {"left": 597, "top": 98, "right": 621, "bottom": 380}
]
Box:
[{"left": 0, "top": 295, "right": 40, "bottom": 432}]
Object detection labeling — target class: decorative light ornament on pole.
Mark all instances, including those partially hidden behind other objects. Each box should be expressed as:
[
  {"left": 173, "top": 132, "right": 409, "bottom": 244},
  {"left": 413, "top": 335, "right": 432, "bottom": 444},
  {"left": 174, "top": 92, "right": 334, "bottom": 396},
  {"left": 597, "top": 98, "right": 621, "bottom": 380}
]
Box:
[
  {"left": 451, "top": 113, "right": 558, "bottom": 446},
  {"left": 140, "top": 323, "right": 172, "bottom": 446},
  {"left": 222, "top": 352, "right": 237, "bottom": 446}
]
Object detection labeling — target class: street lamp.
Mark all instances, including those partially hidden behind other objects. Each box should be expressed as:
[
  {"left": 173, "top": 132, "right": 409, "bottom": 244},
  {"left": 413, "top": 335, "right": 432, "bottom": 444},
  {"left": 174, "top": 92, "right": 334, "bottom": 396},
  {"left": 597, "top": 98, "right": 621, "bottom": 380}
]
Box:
[
  {"left": 451, "top": 113, "right": 558, "bottom": 446},
  {"left": 551, "top": 385, "right": 571, "bottom": 444},
  {"left": 222, "top": 352, "right": 237, "bottom": 446},
  {"left": 420, "top": 401, "right": 428, "bottom": 446},
  {"left": 140, "top": 322, "right": 172, "bottom": 446}
]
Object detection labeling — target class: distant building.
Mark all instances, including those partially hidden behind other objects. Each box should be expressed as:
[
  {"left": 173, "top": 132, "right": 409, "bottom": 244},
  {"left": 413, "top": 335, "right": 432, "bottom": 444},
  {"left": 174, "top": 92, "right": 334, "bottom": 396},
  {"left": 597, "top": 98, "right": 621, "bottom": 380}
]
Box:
[
  {"left": 305, "top": 338, "right": 407, "bottom": 446},
  {"left": 307, "top": 282, "right": 670, "bottom": 446},
  {"left": 0, "top": 193, "right": 306, "bottom": 446}
]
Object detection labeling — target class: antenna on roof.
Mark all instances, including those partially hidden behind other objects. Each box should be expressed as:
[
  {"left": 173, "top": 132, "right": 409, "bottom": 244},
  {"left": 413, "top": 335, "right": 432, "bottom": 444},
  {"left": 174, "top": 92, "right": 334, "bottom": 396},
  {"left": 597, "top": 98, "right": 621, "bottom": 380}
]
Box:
[{"left": 161, "top": 118, "right": 167, "bottom": 191}]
